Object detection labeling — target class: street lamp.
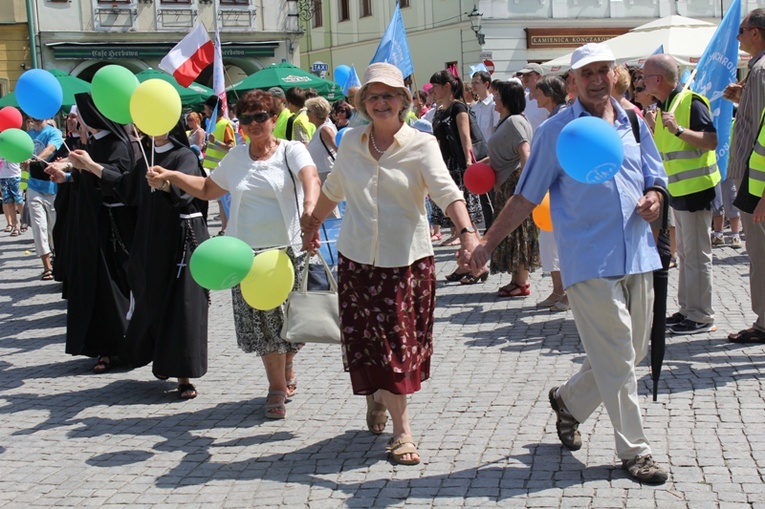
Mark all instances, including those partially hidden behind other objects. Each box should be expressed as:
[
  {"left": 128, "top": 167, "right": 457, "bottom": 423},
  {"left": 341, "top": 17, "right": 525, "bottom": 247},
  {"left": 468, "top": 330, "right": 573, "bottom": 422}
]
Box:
[{"left": 467, "top": 5, "right": 485, "bottom": 45}]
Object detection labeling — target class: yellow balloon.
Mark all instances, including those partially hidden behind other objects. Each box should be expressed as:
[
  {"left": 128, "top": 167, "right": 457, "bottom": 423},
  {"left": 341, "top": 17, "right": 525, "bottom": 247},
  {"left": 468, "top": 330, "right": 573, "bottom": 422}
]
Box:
[
  {"left": 129, "top": 79, "right": 182, "bottom": 136},
  {"left": 241, "top": 250, "right": 295, "bottom": 311}
]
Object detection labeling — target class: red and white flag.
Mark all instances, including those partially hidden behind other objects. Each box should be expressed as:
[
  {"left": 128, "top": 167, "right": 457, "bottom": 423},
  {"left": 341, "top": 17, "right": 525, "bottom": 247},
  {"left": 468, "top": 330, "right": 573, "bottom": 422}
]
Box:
[{"left": 159, "top": 23, "right": 214, "bottom": 88}]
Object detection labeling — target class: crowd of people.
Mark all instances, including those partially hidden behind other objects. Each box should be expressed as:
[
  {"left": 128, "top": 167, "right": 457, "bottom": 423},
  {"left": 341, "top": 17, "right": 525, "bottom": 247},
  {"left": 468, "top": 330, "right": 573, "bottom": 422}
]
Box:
[{"left": 2, "top": 8, "right": 765, "bottom": 483}]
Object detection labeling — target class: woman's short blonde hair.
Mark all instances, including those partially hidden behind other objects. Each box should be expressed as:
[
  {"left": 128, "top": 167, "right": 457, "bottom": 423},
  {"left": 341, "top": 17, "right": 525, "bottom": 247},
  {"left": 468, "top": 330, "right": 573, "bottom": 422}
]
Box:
[
  {"left": 305, "top": 96, "right": 331, "bottom": 120},
  {"left": 613, "top": 65, "right": 631, "bottom": 96}
]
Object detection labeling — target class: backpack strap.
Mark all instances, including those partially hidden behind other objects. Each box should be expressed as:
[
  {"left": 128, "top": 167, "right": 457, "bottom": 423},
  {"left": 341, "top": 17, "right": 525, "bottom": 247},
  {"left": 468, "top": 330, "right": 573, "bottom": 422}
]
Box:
[{"left": 286, "top": 115, "right": 296, "bottom": 141}]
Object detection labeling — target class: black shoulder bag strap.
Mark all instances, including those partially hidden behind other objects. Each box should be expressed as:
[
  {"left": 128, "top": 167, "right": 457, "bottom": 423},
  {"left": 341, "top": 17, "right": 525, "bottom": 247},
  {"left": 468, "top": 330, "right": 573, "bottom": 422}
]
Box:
[{"left": 319, "top": 128, "right": 336, "bottom": 162}]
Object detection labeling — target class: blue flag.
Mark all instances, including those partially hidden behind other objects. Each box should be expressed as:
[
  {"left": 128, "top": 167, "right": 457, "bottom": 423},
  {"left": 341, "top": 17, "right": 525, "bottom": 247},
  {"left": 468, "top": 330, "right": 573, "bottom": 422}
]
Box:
[
  {"left": 205, "top": 102, "right": 218, "bottom": 142},
  {"left": 652, "top": 44, "right": 665, "bottom": 55},
  {"left": 370, "top": 3, "right": 414, "bottom": 78},
  {"left": 691, "top": 0, "right": 741, "bottom": 180},
  {"left": 343, "top": 65, "right": 362, "bottom": 96}
]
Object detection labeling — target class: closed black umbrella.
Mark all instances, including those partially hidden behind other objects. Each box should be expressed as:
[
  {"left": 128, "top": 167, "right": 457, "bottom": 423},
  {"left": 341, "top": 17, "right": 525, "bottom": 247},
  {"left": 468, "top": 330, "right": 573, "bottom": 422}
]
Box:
[{"left": 646, "top": 185, "right": 670, "bottom": 401}]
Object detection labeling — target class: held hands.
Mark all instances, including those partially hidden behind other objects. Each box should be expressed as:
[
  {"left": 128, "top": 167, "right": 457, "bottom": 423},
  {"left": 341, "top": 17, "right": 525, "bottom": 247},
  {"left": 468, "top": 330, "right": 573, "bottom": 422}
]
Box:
[
  {"left": 636, "top": 190, "right": 661, "bottom": 223},
  {"left": 299, "top": 211, "right": 322, "bottom": 254},
  {"left": 456, "top": 233, "right": 488, "bottom": 274}
]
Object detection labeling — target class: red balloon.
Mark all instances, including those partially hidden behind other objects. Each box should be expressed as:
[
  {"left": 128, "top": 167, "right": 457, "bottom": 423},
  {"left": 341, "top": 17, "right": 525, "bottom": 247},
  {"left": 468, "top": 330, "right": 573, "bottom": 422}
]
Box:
[
  {"left": 464, "top": 162, "right": 496, "bottom": 195},
  {"left": 0, "top": 107, "right": 23, "bottom": 132}
]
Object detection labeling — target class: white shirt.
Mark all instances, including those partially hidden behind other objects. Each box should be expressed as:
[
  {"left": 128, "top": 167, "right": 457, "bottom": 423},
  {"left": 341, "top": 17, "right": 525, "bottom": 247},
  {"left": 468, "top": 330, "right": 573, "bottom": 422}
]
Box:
[
  {"left": 524, "top": 94, "right": 550, "bottom": 132},
  {"left": 0, "top": 159, "right": 21, "bottom": 179},
  {"left": 471, "top": 95, "right": 500, "bottom": 140},
  {"left": 211, "top": 141, "right": 314, "bottom": 248},
  {"left": 307, "top": 119, "right": 337, "bottom": 175}
]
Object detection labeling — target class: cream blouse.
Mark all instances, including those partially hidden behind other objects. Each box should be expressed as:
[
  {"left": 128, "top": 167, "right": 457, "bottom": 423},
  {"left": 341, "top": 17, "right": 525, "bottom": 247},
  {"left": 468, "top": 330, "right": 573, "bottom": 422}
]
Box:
[{"left": 322, "top": 123, "right": 464, "bottom": 267}]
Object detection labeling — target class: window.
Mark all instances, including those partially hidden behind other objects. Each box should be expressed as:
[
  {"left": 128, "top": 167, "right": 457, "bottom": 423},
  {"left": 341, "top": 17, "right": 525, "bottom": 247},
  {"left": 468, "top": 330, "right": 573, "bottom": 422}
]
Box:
[
  {"left": 360, "top": 0, "right": 371, "bottom": 17},
  {"left": 399, "top": 0, "right": 409, "bottom": 7},
  {"left": 339, "top": 0, "right": 349, "bottom": 21},
  {"left": 312, "top": 0, "right": 322, "bottom": 28},
  {"left": 220, "top": 0, "right": 249, "bottom": 5}
]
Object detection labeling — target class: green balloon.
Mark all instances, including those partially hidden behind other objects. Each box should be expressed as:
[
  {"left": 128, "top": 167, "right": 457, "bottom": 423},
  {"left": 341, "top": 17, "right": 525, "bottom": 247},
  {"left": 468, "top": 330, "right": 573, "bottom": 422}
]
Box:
[
  {"left": 92, "top": 65, "right": 139, "bottom": 124},
  {"left": 0, "top": 128, "right": 34, "bottom": 163},
  {"left": 189, "top": 236, "right": 255, "bottom": 290}
]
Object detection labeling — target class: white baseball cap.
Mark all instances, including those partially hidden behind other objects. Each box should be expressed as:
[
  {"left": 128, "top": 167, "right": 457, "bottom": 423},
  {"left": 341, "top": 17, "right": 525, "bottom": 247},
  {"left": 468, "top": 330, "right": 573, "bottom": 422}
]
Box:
[{"left": 570, "top": 43, "right": 616, "bottom": 70}]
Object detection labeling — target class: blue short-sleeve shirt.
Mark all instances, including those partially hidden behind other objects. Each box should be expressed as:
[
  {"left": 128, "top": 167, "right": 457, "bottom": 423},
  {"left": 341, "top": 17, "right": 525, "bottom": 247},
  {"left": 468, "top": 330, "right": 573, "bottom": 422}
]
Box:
[{"left": 515, "top": 98, "right": 668, "bottom": 288}]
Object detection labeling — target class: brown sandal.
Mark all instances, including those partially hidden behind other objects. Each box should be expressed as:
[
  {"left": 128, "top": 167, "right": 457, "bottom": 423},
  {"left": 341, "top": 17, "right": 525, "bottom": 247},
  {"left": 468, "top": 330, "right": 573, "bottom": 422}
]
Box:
[
  {"left": 387, "top": 436, "right": 421, "bottom": 465},
  {"left": 366, "top": 394, "right": 388, "bottom": 434}
]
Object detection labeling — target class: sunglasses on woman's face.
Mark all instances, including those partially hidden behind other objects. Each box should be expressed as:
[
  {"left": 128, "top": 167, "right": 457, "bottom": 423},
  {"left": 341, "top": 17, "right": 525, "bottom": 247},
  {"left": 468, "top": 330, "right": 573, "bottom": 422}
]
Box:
[
  {"left": 634, "top": 86, "right": 645, "bottom": 93},
  {"left": 239, "top": 111, "right": 271, "bottom": 125}
]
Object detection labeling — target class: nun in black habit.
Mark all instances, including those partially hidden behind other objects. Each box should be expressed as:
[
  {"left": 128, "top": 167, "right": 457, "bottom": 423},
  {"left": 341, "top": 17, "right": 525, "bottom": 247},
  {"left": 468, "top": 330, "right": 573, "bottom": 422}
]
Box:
[
  {"left": 46, "top": 93, "right": 138, "bottom": 373},
  {"left": 120, "top": 122, "right": 209, "bottom": 399}
]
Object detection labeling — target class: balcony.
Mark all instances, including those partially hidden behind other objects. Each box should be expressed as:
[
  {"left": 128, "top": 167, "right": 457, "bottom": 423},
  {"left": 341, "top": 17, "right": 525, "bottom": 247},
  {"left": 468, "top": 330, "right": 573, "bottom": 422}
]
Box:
[
  {"left": 93, "top": 2, "right": 138, "bottom": 31},
  {"left": 157, "top": 7, "right": 197, "bottom": 30},
  {"left": 218, "top": 6, "right": 257, "bottom": 30}
]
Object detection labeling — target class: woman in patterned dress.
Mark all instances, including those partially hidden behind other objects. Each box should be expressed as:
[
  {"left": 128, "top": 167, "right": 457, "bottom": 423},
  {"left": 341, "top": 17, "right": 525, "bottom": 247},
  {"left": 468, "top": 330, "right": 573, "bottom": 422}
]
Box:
[
  {"left": 301, "top": 63, "right": 478, "bottom": 465},
  {"left": 485, "top": 80, "right": 540, "bottom": 298},
  {"left": 148, "top": 90, "right": 321, "bottom": 419}
]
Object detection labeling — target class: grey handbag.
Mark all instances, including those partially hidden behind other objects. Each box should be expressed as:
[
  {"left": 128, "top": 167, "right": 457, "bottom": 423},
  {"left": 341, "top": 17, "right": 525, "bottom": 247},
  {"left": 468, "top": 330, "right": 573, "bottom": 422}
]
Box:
[{"left": 281, "top": 251, "right": 341, "bottom": 344}]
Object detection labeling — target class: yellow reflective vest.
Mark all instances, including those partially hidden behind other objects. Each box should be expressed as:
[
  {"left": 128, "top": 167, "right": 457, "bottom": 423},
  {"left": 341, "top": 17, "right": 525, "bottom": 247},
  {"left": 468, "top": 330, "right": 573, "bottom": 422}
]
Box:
[
  {"left": 653, "top": 91, "right": 720, "bottom": 197},
  {"left": 273, "top": 108, "right": 292, "bottom": 140},
  {"left": 747, "top": 109, "right": 765, "bottom": 199},
  {"left": 202, "top": 117, "right": 233, "bottom": 172}
]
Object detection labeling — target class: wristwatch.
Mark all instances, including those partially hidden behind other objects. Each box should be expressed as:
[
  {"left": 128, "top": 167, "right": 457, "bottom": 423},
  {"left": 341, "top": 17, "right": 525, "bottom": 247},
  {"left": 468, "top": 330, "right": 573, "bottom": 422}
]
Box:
[
  {"left": 460, "top": 226, "right": 476, "bottom": 235},
  {"left": 674, "top": 126, "right": 685, "bottom": 137}
]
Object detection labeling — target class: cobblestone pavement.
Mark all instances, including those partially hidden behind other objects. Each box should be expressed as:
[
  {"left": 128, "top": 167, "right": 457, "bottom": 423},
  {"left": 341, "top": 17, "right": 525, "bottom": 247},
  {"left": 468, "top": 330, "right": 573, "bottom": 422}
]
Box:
[{"left": 0, "top": 215, "right": 763, "bottom": 508}]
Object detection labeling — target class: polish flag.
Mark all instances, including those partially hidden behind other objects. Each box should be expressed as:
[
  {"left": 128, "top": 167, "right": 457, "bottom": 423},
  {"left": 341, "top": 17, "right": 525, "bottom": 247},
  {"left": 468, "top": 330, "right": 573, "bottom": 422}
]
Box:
[{"left": 159, "top": 23, "right": 214, "bottom": 88}]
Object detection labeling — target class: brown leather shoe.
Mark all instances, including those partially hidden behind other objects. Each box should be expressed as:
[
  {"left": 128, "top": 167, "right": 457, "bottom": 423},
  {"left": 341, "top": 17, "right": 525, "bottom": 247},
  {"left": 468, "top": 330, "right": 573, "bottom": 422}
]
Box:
[
  {"left": 549, "top": 387, "right": 582, "bottom": 450},
  {"left": 622, "top": 454, "right": 668, "bottom": 484}
]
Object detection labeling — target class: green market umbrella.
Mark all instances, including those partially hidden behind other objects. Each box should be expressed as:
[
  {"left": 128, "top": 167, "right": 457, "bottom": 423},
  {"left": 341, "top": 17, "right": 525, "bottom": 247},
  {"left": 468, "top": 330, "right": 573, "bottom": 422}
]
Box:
[
  {"left": 229, "top": 62, "right": 343, "bottom": 101},
  {"left": 135, "top": 69, "right": 214, "bottom": 107},
  {"left": 0, "top": 68, "right": 91, "bottom": 111}
]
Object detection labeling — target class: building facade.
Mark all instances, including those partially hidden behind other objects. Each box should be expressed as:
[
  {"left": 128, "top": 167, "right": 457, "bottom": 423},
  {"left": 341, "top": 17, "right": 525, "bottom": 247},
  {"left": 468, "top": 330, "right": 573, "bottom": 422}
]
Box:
[
  {"left": 0, "top": 0, "right": 31, "bottom": 97},
  {"left": 299, "top": 0, "right": 764, "bottom": 85},
  {"left": 26, "top": 0, "right": 304, "bottom": 86}
]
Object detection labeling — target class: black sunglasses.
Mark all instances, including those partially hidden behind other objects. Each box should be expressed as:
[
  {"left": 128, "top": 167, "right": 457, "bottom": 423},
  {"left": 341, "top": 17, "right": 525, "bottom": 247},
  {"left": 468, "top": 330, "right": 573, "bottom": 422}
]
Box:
[
  {"left": 634, "top": 86, "right": 645, "bottom": 93},
  {"left": 239, "top": 111, "right": 271, "bottom": 124}
]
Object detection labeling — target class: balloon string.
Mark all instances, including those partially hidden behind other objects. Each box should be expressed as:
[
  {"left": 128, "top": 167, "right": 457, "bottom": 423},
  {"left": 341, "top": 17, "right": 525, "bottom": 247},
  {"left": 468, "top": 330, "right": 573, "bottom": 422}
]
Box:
[
  {"left": 32, "top": 154, "right": 49, "bottom": 164},
  {"left": 132, "top": 124, "right": 150, "bottom": 170},
  {"left": 150, "top": 137, "right": 156, "bottom": 193}
]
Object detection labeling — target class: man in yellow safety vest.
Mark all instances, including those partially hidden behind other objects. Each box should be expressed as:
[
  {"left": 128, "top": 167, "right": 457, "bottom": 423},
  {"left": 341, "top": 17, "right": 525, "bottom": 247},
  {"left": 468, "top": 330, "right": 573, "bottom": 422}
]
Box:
[{"left": 644, "top": 53, "right": 720, "bottom": 335}]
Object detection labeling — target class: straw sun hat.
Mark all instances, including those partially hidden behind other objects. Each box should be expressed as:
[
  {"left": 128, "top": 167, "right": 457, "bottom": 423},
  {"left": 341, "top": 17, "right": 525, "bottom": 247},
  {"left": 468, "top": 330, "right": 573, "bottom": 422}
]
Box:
[{"left": 357, "top": 63, "right": 413, "bottom": 120}]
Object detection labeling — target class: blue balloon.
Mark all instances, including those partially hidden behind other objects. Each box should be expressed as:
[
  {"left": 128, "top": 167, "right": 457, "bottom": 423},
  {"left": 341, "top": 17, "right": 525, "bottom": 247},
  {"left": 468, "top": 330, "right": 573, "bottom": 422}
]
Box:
[
  {"left": 335, "top": 127, "right": 349, "bottom": 147},
  {"left": 334, "top": 65, "right": 351, "bottom": 89},
  {"left": 556, "top": 116, "right": 624, "bottom": 184},
  {"left": 16, "top": 69, "right": 63, "bottom": 120}
]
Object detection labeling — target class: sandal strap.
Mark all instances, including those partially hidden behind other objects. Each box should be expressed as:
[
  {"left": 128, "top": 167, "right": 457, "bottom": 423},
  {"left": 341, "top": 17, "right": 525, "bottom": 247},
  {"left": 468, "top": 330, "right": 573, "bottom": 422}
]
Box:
[
  {"left": 387, "top": 437, "right": 418, "bottom": 454},
  {"left": 267, "top": 390, "right": 288, "bottom": 398}
]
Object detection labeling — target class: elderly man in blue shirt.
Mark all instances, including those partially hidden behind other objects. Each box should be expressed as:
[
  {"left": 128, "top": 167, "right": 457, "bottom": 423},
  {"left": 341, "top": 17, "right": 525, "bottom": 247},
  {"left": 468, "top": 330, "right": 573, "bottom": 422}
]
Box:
[{"left": 462, "top": 43, "right": 669, "bottom": 484}]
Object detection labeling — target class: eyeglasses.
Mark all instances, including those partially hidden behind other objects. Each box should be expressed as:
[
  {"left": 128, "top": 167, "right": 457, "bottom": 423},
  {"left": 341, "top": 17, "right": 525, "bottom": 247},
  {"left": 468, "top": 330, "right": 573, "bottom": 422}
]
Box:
[
  {"left": 238, "top": 111, "right": 271, "bottom": 124},
  {"left": 634, "top": 86, "right": 645, "bottom": 93},
  {"left": 644, "top": 74, "right": 662, "bottom": 80},
  {"left": 366, "top": 92, "right": 401, "bottom": 103},
  {"left": 739, "top": 26, "right": 760, "bottom": 35}
]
